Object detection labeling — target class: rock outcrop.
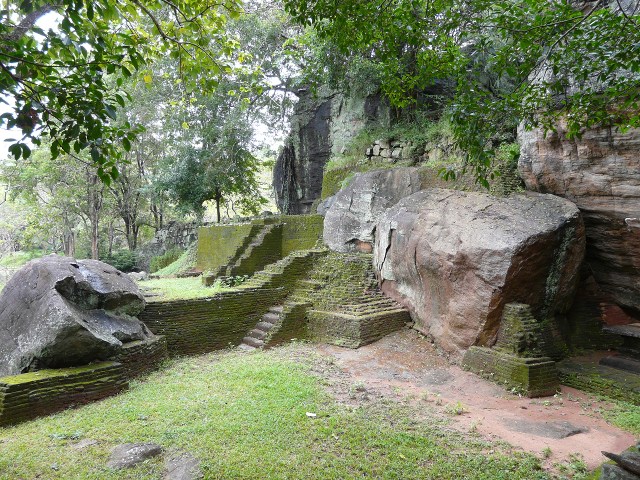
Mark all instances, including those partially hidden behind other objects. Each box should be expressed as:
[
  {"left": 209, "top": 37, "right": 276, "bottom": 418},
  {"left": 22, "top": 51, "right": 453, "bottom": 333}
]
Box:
[
  {"left": 374, "top": 189, "right": 585, "bottom": 359},
  {"left": 0, "top": 255, "right": 153, "bottom": 376},
  {"left": 323, "top": 168, "right": 424, "bottom": 252},
  {"left": 519, "top": 123, "right": 640, "bottom": 317},
  {"left": 273, "top": 88, "right": 390, "bottom": 214}
]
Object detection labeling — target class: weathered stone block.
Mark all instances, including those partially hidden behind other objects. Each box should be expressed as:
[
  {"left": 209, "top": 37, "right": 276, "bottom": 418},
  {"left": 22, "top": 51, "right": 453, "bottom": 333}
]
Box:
[
  {"left": 308, "top": 309, "right": 409, "bottom": 348},
  {"left": 463, "top": 347, "right": 559, "bottom": 397}
]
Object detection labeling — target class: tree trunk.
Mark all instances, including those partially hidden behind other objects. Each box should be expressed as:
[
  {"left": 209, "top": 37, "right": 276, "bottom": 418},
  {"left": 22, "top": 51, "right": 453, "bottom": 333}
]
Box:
[{"left": 215, "top": 188, "right": 222, "bottom": 223}]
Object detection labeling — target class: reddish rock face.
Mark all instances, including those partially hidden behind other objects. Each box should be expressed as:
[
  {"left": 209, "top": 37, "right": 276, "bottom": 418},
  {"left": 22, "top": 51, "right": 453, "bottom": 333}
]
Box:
[
  {"left": 519, "top": 123, "right": 640, "bottom": 316},
  {"left": 374, "top": 189, "right": 585, "bottom": 360}
]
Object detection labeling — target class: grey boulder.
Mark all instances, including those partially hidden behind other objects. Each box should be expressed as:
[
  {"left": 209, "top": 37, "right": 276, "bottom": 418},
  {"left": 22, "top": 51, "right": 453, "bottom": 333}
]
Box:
[
  {"left": 374, "top": 189, "right": 585, "bottom": 359},
  {"left": 323, "top": 168, "right": 424, "bottom": 252},
  {"left": 0, "top": 255, "right": 152, "bottom": 376}
]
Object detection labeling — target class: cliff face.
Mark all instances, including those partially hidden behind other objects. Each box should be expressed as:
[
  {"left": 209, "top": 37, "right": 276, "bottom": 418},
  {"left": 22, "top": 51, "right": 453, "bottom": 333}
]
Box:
[
  {"left": 519, "top": 122, "right": 640, "bottom": 319},
  {"left": 273, "top": 89, "right": 390, "bottom": 214}
]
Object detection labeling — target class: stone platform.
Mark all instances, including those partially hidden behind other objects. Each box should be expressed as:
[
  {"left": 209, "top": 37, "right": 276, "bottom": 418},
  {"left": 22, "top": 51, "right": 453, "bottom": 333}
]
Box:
[{"left": 558, "top": 352, "right": 640, "bottom": 406}]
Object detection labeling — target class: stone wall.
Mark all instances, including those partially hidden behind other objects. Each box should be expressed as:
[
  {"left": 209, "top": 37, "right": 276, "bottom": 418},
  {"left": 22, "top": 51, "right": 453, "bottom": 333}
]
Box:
[
  {"left": 114, "top": 336, "right": 168, "bottom": 380},
  {"left": 364, "top": 139, "right": 418, "bottom": 163},
  {"left": 280, "top": 215, "right": 324, "bottom": 256},
  {"left": 197, "top": 215, "right": 323, "bottom": 277},
  {"left": 0, "top": 362, "right": 127, "bottom": 426},
  {"left": 196, "top": 223, "right": 255, "bottom": 273},
  {"left": 139, "top": 287, "right": 285, "bottom": 355},
  {"left": 138, "top": 221, "right": 199, "bottom": 271}
]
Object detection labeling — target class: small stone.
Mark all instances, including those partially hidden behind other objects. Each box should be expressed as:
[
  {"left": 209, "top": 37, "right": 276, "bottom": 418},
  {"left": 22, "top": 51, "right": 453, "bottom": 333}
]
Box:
[
  {"left": 306, "top": 412, "right": 317, "bottom": 418},
  {"left": 503, "top": 419, "right": 587, "bottom": 439},
  {"left": 107, "top": 443, "right": 163, "bottom": 469},
  {"left": 71, "top": 439, "right": 98, "bottom": 450},
  {"left": 391, "top": 148, "right": 402, "bottom": 159},
  {"left": 365, "top": 147, "right": 373, "bottom": 156},
  {"left": 128, "top": 271, "right": 148, "bottom": 282},
  {"left": 601, "top": 464, "right": 640, "bottom": 480},
  {"left": 372, "top": 145, "right": 381, "bottom": 156},
  {"left": 164, "top": 452, "right": 203, "bottom": 480}
]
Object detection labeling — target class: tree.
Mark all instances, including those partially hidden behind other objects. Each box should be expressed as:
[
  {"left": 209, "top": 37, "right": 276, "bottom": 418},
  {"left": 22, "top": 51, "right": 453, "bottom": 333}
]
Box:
[
  {"left": 158, "top": 80, "right": 267, "bottom": 221},
  {"left": 1, "top": 0, "right": 246, "bottom": 182},
  {"left": 283, "top": 0, "right": 640, "bottom": 183},
  {"left": 0, "top": 144, "right": 111, "bottom": 259}
]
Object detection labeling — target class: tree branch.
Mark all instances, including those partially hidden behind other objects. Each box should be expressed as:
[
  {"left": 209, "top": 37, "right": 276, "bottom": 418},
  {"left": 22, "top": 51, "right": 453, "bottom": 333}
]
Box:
[{"left": 3, "top": 4, "right": 59, "bottom": 43}]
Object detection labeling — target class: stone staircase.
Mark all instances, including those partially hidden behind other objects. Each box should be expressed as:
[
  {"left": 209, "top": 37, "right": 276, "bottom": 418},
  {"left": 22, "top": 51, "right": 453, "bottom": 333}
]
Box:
[
  {"left": 236, "top": 249, "right": 327, "bottom": 350},
  {"left": 302, "top": 252, "right": 411, "bottom": 348},
  {"left": 239, "top": 305, "right": 284, "bottom": 350},
  {"left": 202, "top": 223, "right": 264, "bottom": 285},
  {"left": 241, "top": 249, "right": 326, "bottom": 291},
  {"left": 226, "top": 224, "right": 282, "bottom": 277}
]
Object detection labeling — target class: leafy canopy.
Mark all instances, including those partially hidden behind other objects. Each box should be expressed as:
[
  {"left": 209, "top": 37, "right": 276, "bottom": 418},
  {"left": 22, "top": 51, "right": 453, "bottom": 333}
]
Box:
[
  {"left": 284, "top": 0, "right": 640, "bottom": 184},
  {"left": 1, "top": 0, "right": 246, "bottom": 183}
]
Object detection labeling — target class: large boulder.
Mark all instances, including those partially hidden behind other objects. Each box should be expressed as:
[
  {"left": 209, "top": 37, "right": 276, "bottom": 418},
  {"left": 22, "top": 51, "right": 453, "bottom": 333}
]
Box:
[
  {"left": 323, "top": 168, "right": 424, "bottom": 252},
  {"left": 519, "top": 123, "right": 640, "bottom": 315},
  {"left": 0, "top": 255, "right": 152, "bottom": 376},
  {"left": 374, "top": 189, "right": 585, "bottom": 359}
]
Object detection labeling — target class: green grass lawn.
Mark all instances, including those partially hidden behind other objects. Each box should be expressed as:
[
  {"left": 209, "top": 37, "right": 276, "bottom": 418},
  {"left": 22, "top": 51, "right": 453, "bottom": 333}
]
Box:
[
  {"left": 138, "top": 276, "right": 227, "bottom": 301},
  {"left": 0, "top": 345, "right": 564, "bottom": 480}
]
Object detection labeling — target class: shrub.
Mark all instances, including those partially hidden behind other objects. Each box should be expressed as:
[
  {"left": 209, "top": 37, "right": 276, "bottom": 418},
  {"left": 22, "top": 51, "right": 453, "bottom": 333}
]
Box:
[
  {"left": 103, "top": 249, "right": 138, "bottom": 272},
  {"left": 150, "top": 247, "right": 184, "bottom": 273}
]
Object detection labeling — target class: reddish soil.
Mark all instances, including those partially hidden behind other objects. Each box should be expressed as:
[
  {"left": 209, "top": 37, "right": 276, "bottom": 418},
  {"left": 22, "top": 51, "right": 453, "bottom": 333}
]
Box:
[{"left": 315, "top": 328, "right": 636, "bottom": 471}]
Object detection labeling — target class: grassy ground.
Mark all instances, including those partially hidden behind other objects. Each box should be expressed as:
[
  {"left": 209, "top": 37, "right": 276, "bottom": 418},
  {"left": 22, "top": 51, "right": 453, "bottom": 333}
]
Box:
[
  {"left": 138, "top": 276, "right": 227, "bottom": 301},
  {"left": 0, "top": 249, "right": 45, "bottom": 268},
  {"left": 0, "top": 345, "right": 578, "bottom": 480}
]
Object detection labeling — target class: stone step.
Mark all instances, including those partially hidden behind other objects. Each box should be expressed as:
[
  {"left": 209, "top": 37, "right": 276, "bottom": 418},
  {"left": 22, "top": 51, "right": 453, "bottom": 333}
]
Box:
[
  {"left": 269, "top": 305, "right": 284, "bottom": 314},
  {"left": 247, "top": 329, "right": 267, "bottom": 340},
  {"left": 262, "top": 312, "right": 280, "bottom": 324},
  {"left": 603, "top": 323, "right": 640, "bottom": 338},
  {"left": 256, "top": 321, "right": 275, "bottom": 332},
  {"left": 242, "top": 336, "right": 264, "bottom": 348},
  {"left": 599, "top": 354, "right": 640, "bottom": 374},
  {"left": 238, "top": 343, "right": 255, "bottom": 351}
]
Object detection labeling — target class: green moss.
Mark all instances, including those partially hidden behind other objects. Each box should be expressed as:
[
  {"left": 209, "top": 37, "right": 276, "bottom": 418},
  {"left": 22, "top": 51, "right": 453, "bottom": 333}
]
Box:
[
  {"left": 557, "top": 360, "right": 640, "bottom": 406},
  {"left": 463, "top": 347, "right": 559, "bottom": 397},
  {"left": 320, "top": 118, "right": 523, "bottom": 199},
  {"left": 196, "top": 223, "right": 254, "bottom": 272},
  {"left": 280, "top": 215, "right": 324, "bottom": 256},
  {"left": 0, "top": 362, "right": 119, "bottom": 385},
  {"left": 153, "top": 244, "right": 197, "bottom": 276}
]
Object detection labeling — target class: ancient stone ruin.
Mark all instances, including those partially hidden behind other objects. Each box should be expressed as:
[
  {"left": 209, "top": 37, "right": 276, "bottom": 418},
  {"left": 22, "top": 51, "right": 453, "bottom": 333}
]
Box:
[{"left": 0, "top": 255, "right": 167, "bottom": 425}]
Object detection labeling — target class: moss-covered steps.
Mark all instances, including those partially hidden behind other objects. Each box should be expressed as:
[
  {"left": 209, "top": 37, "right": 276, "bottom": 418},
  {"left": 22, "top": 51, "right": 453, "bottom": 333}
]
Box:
[{"left": 300, "top": 252, "right": 411, "bottom": 348}]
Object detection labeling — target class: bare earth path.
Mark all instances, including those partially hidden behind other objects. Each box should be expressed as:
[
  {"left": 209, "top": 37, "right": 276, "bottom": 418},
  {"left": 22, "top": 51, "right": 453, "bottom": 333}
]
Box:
[{"left": 315, "top": 329, "right": 636, "bottom": 471}]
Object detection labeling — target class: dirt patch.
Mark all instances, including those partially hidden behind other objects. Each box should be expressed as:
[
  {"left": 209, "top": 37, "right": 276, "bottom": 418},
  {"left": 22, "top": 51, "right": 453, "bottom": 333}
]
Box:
[{"left": 314, "top": 328, "right": 636, "bottom": 471}]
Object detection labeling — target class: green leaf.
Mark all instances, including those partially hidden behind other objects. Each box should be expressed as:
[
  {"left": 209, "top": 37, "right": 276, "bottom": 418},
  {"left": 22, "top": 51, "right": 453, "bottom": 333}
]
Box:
[{"left": 104, "top": 104, "right": 117, "bottom": 120}]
